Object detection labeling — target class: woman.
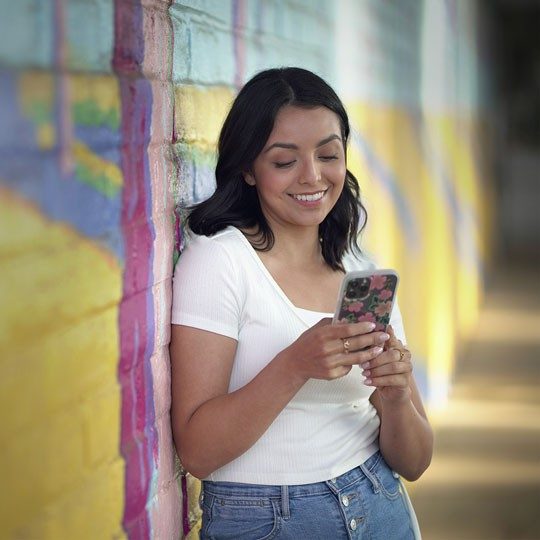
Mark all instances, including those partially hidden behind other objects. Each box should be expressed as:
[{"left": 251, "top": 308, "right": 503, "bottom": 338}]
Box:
[{"left": 170, "top": 67, "right": 432, "bottom": 539}]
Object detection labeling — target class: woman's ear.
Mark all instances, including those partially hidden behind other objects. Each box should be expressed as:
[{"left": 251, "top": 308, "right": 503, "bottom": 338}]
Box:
[{"left": 243, "top": 171, "right": 256, "bottom": 186}]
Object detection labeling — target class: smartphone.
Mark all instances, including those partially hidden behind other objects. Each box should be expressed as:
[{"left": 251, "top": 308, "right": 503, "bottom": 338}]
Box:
[{"left": 333, "top": 269, "right": 399, "bottom": 331}]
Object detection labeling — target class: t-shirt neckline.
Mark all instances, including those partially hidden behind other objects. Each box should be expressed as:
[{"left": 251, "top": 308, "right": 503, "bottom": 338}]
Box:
[{"left": 227, "top": 226, "right": 336, "bottom": 326}]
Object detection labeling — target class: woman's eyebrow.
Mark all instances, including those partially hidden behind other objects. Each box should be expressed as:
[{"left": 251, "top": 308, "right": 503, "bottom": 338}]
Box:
[{"left": 263, "top": 134, "right": 341, "bottom": 153}]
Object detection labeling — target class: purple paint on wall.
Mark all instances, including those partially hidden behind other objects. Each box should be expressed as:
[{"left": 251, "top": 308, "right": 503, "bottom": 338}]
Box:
[
  {"left": 232, "top": 0, "right": 247, "bottom": 89},
  {"left": 113, "top": 1, "right": 156, "bottom": 538},
  {"left": 53, "top": 0, "right": 74, "bottom": 177}
]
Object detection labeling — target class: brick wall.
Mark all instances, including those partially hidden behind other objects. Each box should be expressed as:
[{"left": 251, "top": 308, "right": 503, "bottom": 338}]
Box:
[{"left": 0, "top": 1, "right": 493, "bottom": 538}]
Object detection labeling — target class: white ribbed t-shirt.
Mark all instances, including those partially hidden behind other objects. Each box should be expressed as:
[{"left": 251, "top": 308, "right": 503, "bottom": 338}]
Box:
[{"left": 171, "top": 226, "right": 407, "bottom": 485}]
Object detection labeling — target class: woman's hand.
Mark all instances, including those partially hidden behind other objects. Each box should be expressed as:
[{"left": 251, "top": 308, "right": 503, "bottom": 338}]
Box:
[
  {"left": 366, "top": 325, "right": 433, "bottom": 480},
  {"left": 361, "top": 325, "right": 413, "bottom": 403},
  {"left": 283, "top": 319, "right": 390, "bottom": 383}
]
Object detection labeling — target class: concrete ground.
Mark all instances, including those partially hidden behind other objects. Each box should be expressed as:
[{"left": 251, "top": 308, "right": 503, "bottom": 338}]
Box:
[{"left": 409, "top": 262, "right": 540, "bottom": 540}]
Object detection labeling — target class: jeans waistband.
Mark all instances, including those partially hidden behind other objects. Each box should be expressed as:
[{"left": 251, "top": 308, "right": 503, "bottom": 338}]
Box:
[{"left": 202, "top": 450, "right": 382, "bottom": 500}]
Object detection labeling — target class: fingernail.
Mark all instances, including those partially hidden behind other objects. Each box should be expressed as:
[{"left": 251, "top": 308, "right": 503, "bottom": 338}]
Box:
[
  {"left": 367, "top": 322, "right": 376, "bottom": 330},
  {"left": 362, "top": 369, "right": 371, "bottom": 377},
  {"left": 379, "top": 333, "right": 390, "bottom": 342},
  {"left": 363, "top": 379, "right": 372, "bottom": 386},
  {"left": 373, "top": 346, "right": 383, "bottom": 355},
  {"left": 361, "top": 361, "right": 370, "bottom": 369}
]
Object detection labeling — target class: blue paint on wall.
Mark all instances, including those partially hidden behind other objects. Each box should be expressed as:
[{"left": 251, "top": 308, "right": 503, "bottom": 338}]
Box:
[{"left": 0, "top": 72, "right": 124, "bottom": 261}]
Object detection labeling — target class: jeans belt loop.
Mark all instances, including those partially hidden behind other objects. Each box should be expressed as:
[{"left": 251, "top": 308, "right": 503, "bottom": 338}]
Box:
[{"left": 359, "top": 461, "right": 380, "bottom": 494}]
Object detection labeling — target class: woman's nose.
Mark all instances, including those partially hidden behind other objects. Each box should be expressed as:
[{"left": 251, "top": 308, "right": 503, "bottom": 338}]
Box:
[{"left": 299, "top": 158, "right": 321, "bottom": 184}]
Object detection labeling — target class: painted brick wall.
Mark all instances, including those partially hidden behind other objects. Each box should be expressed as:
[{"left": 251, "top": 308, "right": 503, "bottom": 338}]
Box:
[
  {"left": 0, "top": 0, "right": 126, "bottom": 536},
  {"left": 0, "top": 0, "right": 179, "bottom": 537},
  {"left": 0, "top": 1, "right": 335, "bottom": 538},
  {"left": 0, "top": 1, "right": 493, "bottom": 539}
]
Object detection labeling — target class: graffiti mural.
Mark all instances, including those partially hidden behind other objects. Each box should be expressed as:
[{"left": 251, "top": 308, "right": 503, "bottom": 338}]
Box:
[{"left": 0, "top": 1, "right": 493, "bottom": 538}]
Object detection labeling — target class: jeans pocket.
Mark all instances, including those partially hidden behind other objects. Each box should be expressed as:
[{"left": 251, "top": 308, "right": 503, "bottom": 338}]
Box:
[
  {"left": 365, "top": 455, "right": 402, "bottom": 500},
  {"left": 202, "top": 495, "right": 280, "bottom": 540}
]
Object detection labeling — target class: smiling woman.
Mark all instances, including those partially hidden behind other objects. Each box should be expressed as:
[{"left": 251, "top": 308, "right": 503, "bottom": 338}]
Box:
[
  {"left": 170, "top": 67, "right": 432, "bottom": 539},
  {"left": 187, "top": 67, "right": 363, "bottom": 272},
  {"left": 243, "top": 106, "right": 347, "bottom": 233}
]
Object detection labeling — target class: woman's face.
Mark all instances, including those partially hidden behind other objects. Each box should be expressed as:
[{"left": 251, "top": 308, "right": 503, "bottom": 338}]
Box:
[{"left": 245, "top": 105, "right": 347, "bottom": 233}]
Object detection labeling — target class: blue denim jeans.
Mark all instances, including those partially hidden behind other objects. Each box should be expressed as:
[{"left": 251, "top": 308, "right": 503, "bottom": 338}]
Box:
[{"left": 200, "top": 452, "right": 418, "bottom": 539}]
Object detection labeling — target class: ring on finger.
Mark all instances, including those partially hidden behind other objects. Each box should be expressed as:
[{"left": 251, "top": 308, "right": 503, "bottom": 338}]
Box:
[
  {"left": 397, "top": 348, "right": 409, "bottom": 361},
  {"left": 342, "top": 338, "right": 350, "bottom": 354}
]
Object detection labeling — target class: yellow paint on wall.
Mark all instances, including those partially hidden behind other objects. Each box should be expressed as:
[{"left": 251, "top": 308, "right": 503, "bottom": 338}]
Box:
[
  {"left": 174, "top": 85, "right": 235, "bottom": 150},
  {"left": 435, "top": 117, "right": 479, "bottom": 206},
  {"left": 70, "top": 73, "right": 120, "bottom": 111},
  {"left": 347, "top": 104, "right": 430, "bottom": 354},
  {"left": 73, "top": 139, "right": 123, "bottom": 195},
  {"left": 0, "top": 187, "right": 125, "bottom": 539},
  {"left": 18, "top": 72, "right": 56, "bottom": 149},
  {"left": 37, "top": 123, "right": 55, "bottom": 149},
  {"left": 347, "top": 104, "right": 402, "bottom": 264},
  {"left": 186, "top": 474, "right": 202, "bottom": 540},
  {"left": 422, "top": 174, "right": 457, "bottom": 405},
  {"left": 70, "top": 73, "right": 120, "bottom": 127},
  {"left": 345, "top": 103, "right": 489, "bottom": 406},
  {"left": 18, "top": 72, "right": 121, "bottom": 148},
  {"left": 428, "top": 116, "right": 483, "bottom": 340}
]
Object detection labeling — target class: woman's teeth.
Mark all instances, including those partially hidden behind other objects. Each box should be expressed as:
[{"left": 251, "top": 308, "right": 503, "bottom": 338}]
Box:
[{"left": 291, "top": 191, "right": 325, "bottom": 202}]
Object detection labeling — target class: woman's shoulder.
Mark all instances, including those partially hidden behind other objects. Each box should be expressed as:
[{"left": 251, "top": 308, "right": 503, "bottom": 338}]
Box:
[
  {"left": 173, "top": 227, "right": 247, "bottom": 291},
  {"left": 181, "top": 226, "right": 244, "bottom": 258},
  {"left": 175, "top": 227, "right": 252, "bottom": 288}
]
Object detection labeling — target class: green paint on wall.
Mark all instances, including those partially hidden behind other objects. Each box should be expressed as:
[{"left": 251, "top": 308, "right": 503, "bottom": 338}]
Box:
[{"left": 73, "top": 101, "right": 119, "bottom": 130}]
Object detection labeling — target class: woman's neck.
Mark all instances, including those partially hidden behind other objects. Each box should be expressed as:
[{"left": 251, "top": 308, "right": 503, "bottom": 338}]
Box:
[{"left": 263, "top": 223, "right": 323, "bottom": 268}]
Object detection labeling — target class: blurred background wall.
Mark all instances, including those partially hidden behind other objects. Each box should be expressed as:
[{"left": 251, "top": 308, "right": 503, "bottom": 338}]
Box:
[{"left": 0, "top": 1, "right": 536, "bottom": 539}]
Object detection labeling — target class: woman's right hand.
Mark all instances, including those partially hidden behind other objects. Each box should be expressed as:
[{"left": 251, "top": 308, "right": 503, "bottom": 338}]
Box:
[{"left": 282, "top": 319, "right": 390, "bottom": 382}]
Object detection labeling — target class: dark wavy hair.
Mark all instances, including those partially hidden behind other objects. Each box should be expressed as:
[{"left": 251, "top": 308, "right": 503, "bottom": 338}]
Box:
[{"left": 187, "top": 67, "right": 367, "bottom": 271}]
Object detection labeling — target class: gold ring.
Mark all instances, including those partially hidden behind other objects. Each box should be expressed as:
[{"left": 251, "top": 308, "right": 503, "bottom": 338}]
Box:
[
  {"left": 397, "top": 349, "right": 408, "bottom": 361},
  {"left": 342, "top": 339, "right": 350, "bottom": 354}
]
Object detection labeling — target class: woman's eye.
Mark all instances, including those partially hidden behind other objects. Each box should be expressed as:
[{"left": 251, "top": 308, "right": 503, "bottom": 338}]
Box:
[
  {"left": 320, "top": 155, "right": 338, "bottom": 161},
  {"left": 274, "top": 160, "right": 296, "bottom": 169}
]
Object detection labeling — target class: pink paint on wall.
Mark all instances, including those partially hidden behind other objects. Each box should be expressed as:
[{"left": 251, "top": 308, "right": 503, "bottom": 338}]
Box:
[
  {"left": 114, "top": 1, "right": 156, "bottom": 538},
  {"left": 142, "top": 1, "right": 183, "bottom": 537}
]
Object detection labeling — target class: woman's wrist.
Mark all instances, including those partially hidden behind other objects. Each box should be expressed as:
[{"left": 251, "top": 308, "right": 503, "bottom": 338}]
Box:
[
  {"left": 377, "top": 386, "right": 413, "bottom": 408},
  {"left": 274, "top": 348, "right": 310, "bottom": 389}
]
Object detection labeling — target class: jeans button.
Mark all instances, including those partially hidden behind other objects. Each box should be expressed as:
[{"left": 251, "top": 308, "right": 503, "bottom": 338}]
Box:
[
  {"left": 350, "top": 518, "right": 357, "bottom": 531},
  {"left": 330, "top": 477, "right": 337, "bottom": 484},
  {"left": 341, "top": 495, "right": 349, "bottom": 507}
]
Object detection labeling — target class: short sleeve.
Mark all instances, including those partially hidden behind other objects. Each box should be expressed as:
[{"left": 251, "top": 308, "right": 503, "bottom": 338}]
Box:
[{"left": 171, "top": 235, "right": 242, "bottom": 340}]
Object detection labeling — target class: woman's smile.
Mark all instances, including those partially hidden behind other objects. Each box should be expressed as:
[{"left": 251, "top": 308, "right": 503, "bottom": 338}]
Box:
[{"left": 288, "top": 189, "right": 328, "bottom": 205}]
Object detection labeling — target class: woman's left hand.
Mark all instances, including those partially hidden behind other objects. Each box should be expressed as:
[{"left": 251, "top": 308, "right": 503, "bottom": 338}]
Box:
[{"left": 361, "top": 325, "right": 413, "bottom": 404}]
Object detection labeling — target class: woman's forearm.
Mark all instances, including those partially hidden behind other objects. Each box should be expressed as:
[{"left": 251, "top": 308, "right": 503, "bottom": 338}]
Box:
[
  {"left": 172, "top": 320, "right": 386, "bottom": 479},
  {"left": 174, "top": 350, "right": 305, "bottom": 479},
  {"left": 377, "top": 397, "right": 433, "bottom": 481}
]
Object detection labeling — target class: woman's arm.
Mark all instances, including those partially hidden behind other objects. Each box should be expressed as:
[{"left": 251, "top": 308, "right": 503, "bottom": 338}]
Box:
[
  {"left": 367, "top": 327, "right": 433, "bottom": 481},
  {"left": 170, "top": 320, "right": 388, "bottom": 479}
]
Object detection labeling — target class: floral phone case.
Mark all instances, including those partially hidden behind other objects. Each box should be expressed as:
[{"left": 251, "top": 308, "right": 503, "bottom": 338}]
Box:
[{"left": 333, "top": 269, "right": 399, "bottom": 331}]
